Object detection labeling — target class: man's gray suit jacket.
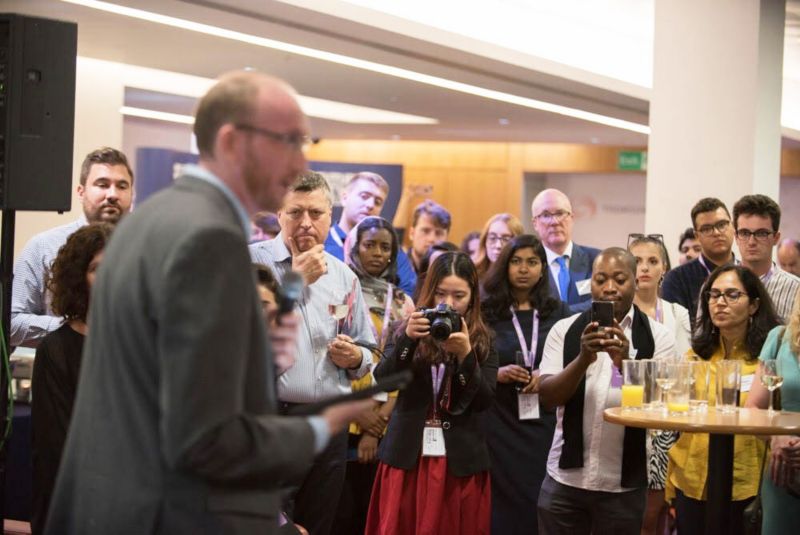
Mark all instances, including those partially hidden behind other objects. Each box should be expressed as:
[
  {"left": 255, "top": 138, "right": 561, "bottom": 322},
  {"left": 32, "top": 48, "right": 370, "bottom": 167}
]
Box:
[{"left": 46, "top": 174, "right": 315, "bottom": 534}]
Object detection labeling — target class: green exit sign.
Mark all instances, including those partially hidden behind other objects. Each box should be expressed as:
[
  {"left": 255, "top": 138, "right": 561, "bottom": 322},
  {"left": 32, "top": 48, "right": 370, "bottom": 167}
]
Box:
[{"left": 618, "top": 151, "right": 647, "bottom": 171}]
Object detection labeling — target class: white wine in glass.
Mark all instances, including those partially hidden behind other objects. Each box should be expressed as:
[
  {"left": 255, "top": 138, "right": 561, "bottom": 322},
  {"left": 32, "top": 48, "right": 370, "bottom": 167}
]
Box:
[{"left": 760, "top": 359, "right": 783, "bottom": 413}]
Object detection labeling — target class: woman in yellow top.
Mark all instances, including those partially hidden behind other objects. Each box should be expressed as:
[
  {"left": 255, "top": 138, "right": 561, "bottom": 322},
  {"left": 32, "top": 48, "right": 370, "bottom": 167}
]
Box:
[{"left": 667, "top": 265, "right": 780, "bottom": 535}]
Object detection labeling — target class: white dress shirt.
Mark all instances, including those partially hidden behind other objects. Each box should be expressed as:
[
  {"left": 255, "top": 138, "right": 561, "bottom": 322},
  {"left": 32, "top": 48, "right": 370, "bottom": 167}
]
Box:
[{"left": 539, "top": 307, "right": 676, "bottom": 492}]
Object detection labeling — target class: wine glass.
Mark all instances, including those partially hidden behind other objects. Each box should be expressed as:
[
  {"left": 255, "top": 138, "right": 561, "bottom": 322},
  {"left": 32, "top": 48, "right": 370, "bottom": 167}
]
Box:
[
  {"left": 655, "top": 361, "right": 677, "bottom": 409},
  {"left": 760, "top": 359, "right": 784, "bottom": 414}
]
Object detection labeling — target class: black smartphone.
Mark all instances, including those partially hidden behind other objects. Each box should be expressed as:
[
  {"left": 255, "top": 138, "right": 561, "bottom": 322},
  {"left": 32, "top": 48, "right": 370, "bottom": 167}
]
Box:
[
  {"left": 591, "top": 301, "right": 615, "bottom": 328},
  {"left": 286, "top": 370, "right": 413, "bottom": 416}
]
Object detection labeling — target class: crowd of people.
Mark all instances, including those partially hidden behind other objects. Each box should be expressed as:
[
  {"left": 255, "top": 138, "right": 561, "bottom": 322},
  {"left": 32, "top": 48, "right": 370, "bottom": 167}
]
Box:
[{"left": 12, "top": 70, "right": 800, "bottom": 535}]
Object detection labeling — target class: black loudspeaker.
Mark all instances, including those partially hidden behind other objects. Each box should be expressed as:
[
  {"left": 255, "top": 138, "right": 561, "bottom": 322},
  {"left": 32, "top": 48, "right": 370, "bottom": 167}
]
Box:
[{"left": 0, "top": 13, "right": 77, "bottom": 211}]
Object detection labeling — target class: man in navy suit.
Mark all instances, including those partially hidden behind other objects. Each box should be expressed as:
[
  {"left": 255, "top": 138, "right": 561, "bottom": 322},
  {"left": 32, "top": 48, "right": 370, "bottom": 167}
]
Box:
[{"left": 531, "top": 189, "right": 600, "bottom": 314}]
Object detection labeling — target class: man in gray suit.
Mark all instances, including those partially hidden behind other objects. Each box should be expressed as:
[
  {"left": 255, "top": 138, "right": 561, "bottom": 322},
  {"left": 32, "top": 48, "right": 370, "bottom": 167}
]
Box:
[
  {"left": 531, "top": 188, "right": 600, "bottom": 314},
  {"left": 46, "top": 71, "right": 367, "bottom": 534}
]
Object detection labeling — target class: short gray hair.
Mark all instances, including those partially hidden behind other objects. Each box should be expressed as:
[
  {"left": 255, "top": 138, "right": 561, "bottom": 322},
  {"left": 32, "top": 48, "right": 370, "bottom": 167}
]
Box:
[{"left": 290, "top": 171, "right": 332, "bottom": 205}]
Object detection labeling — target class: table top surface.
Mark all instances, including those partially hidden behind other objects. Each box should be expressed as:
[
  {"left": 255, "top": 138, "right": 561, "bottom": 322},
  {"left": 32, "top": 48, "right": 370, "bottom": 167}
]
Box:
[{"left": 604, "top": 407, "right": 800, "bottom": 435}]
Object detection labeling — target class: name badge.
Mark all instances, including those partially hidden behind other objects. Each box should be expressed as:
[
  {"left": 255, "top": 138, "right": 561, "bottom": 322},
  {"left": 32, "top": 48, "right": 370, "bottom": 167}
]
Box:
[
  {"left": 518, "top": 393, "right": 540, "bottom": 420},
  {"left": 422, "top": 421, "right": 446, "bottom": 456},
  {"left": 576, "top": 279, "right": 592, "bottom": 296},
  {"left": 741, "top": 374, "right": 754, "bottom": 393}
]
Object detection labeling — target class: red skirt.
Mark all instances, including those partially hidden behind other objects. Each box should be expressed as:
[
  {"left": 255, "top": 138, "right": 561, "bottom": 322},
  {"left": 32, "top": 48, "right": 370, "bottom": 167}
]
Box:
[{"left": 364, "top": 457, "right": 491, "bottom": 535}]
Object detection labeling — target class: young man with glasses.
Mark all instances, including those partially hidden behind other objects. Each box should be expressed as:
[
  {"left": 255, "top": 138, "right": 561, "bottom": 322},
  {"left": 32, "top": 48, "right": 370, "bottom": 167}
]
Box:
[
  {"left": 531, "top": 188, "right": 600, "bottom": 314},
  {"left": 733, "top": 194, "right": 800, "bottom": 322},
  {"left": 662, "top": 197, "right": 736, "bottom": 323}
]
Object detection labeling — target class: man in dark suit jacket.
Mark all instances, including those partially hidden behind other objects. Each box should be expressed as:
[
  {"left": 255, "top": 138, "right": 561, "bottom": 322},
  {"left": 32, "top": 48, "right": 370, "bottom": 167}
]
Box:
[
  {"left": 531, "top": 189, "right": 600, "bottom": 314},
  {"left": 46, "top": 72, "right": 366, "bottom": 534}
]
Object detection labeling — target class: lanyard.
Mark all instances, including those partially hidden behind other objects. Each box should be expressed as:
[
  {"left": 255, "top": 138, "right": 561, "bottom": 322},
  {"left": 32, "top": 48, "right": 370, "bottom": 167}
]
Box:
[
  {"left": 510, "top": 307, "right": 539, "bottom": 367},
  {"left": 655, "top": 298, "right": 664, "bottom": 324},
  {"left": 329, "top": 226, "right": 345, "bottom": 248},
  {"left": 431, "top": 363, "right": 446, "bottom": 411}
]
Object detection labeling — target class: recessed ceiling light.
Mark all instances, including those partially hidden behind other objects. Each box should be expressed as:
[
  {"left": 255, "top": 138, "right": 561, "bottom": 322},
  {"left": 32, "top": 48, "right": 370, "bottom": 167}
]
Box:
[
  {"left": 62, "top": 0, "right": 650, "bottom": 134},
  {"left": 120, "top": 106, "right": 194, "bottom": 124},
  {"left": 89, "top": 57, "right": 437, "bottom": 125},
  {"left": 498, "top": 118, "right": 510, "bottom": 125}
]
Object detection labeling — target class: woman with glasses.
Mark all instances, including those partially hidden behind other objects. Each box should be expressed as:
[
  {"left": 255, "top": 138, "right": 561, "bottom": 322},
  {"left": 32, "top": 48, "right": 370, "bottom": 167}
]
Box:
[
  {"left": 667, "top": 265, "right": 780, "bottom": 535},
  {"left": 627, "top": 233, "right": 692, "bottom": 534},
  {"left": 474, "top": 213, "right": 524, "bottom": 279},
  {"left": 479, "top": 235, "right": 570, "bottom": 535},
  {"left": 745, "top": 290, "right": 800, "bottom": 535}
]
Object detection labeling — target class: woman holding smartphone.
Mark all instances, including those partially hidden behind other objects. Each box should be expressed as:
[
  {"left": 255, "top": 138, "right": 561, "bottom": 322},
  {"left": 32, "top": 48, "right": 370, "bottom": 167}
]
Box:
[
  {"left": 365, "top": 252, "right": 498, "bottom": 535},
  {"left": 480, "top": 234, "right": 570, "bottom": 535}
]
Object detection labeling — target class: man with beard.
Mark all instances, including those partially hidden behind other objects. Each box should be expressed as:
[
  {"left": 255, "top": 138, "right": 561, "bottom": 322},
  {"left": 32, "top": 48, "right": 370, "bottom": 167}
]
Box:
[
  {"left": 531, "top": 188, "right": 600, "bottom": 314},
  {"left": 46, "top": 71, "right": 369, "bottom": 534},
  {"left": 250, "top": 171, "right": 376, "bottom": 535},
  {"left": 11, "top": 147, "right": 133, "bottom": 347}
]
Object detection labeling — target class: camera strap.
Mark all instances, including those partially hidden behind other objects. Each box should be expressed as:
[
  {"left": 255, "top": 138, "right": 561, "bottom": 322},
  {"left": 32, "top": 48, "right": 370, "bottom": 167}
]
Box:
[{"left": 510, "top": 307, "right": 539, "bottom": 368}]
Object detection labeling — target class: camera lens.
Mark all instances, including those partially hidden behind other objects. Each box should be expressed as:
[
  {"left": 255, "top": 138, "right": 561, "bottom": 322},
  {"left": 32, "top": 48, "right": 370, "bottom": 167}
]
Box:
[{"left": 430, "top": 317, "right": 453, "bottom": 341}]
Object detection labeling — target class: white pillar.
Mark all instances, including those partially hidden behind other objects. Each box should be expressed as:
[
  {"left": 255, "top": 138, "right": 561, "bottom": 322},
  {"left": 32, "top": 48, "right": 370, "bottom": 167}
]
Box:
[{"left": 645, "top": 0, "right": 785, "bottom": 259}]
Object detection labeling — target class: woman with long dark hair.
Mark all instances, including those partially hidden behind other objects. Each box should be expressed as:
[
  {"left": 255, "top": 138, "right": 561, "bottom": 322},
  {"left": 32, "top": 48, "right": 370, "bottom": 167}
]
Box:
[
  {"left": 667, "top": 265, "right": 781, "bottom": 535},
  {"left": 31, "top": 223, "right": 113, "bottom": 535},
  {"left": 365, "top": 252, "right": 497, "bottom": 535},
  {"left": 480, "top": 234, "right": 570, "bottom": 535}
]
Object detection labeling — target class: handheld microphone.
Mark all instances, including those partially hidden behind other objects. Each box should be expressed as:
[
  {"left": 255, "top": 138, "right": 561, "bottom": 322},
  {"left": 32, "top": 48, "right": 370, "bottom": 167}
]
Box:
[{"left": 277, "top": 271, "right": 304, "bottom": 324}]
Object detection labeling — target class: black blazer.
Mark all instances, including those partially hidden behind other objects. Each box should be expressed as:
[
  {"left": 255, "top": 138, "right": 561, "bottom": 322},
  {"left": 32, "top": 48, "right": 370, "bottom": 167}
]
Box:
[{"left": 374, "top": 332, "right": 498, "bottom": 477}]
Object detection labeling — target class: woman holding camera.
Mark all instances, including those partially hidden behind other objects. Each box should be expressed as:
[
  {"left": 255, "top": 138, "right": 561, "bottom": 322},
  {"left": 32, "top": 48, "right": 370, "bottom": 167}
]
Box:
[
  {"left": 667, "top": 265, "right": 780, "bottom": 534},
  {"left": 365, "top": 252, "right": 498, "bottom": 535},
  {"left": 480, "top": 234, "right": 570, "bottom": 535}
]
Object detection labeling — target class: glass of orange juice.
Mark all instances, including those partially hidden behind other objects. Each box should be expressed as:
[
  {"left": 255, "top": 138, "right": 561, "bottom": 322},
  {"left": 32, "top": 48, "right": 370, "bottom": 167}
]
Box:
[
  {"left": 667, "top": 363, "right": 691, "bottom": 415},
  {"left": 622, "top": 360, "right": 645, "bottom": 410}
]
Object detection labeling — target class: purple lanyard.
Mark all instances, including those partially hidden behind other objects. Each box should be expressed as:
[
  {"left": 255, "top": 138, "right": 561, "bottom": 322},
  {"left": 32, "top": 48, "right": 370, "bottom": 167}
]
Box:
[
  {"left": 509, "top": 307, "right": 539, "bottom": 367},
  {"left": 655, "top": 298, "right": 664, "bottom": 324},
  {"left": 431, "top": 363, "right": 445, "bottom": 406}
]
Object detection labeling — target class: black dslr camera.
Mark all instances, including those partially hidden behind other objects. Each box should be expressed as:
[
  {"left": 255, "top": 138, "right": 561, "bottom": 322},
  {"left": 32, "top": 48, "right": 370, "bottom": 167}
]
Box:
[{"left": 420, "top": 303, "right": 462, "bottom": 341}]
